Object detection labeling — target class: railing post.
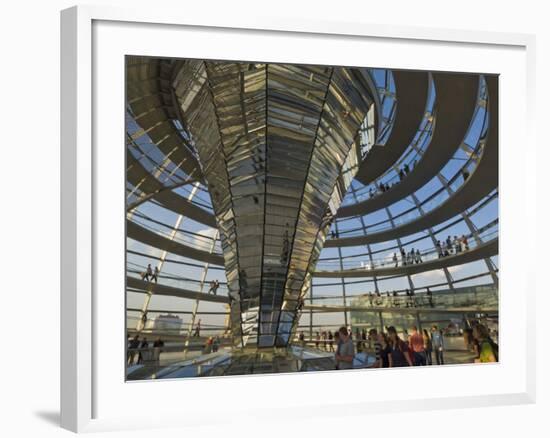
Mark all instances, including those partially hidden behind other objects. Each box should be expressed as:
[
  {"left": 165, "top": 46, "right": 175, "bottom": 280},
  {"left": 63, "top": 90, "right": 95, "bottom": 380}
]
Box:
[
  {"left": 378, "top": 311, "right": 384, "bottom": 333},
  {"left": 416, "top": 311, "right": 422, "bottom": 332}
]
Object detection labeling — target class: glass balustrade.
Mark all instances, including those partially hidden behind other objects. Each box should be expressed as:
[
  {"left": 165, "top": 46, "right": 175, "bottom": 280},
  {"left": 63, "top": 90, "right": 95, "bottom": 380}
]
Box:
[
  {"left": 316, "top": 226, "right": 497, "bottom": 272},
  {"left": 341, "top": 75, "right": 488, "bottom": 208}
]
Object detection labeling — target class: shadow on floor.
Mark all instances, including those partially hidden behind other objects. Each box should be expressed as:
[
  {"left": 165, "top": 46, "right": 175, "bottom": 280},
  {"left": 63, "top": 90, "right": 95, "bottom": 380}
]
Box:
[{"left": 34, "top": 410, "right": 60, "bottom": 426}]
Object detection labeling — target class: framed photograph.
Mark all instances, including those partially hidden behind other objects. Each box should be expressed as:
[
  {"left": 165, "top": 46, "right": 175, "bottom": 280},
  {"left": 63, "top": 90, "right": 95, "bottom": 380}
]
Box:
[{"left": 61, "top": 5, "right": 536, "bottom": 433}]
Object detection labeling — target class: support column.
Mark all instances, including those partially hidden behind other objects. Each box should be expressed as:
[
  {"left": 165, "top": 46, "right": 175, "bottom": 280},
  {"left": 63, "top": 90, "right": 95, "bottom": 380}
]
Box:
[
  {"left": 378, "top": 312, "right": 385, "bottom": 333},
  {"left": 309, "top": 291, "right": 314, "bottom": 344},
  {"left": 334, "top": 221, "right": 349, "bottom": 327},
  {"left": 134, "top": 182, "right": 200, "bottom": 332},
  {"left": 183, "top": 229, "right": 220, "bottom": 358},
  {"left": 410, "top": 193, "right": 456, "bottom": 294},
  {"left": 385, "top": 207, "right": 416, "bottom": 294}
]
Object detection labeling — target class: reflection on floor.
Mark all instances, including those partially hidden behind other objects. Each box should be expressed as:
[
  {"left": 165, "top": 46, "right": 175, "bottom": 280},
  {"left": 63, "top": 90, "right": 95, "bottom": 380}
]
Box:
[
  {"left": 127, "top": 346, "right": 336, "bottom": 380},
  {"left": 126, "top": 338, "right": 479, "bottom": 381}
]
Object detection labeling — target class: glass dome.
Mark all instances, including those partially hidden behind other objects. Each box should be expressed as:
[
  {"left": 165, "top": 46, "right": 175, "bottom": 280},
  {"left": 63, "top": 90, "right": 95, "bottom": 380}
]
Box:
[{"left": 125, "top": 57, "right": 499, "bottom": 379}]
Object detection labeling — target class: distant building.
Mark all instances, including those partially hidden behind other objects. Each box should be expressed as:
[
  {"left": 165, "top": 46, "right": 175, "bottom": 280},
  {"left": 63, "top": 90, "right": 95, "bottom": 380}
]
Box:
[{"left": 153, "top": 314, "right": 182, "bottom": 333}]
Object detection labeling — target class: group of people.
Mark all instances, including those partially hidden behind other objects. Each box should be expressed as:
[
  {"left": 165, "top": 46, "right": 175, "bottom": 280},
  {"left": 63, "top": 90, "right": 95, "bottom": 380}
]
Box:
[
  {"left": 351, "top": 325, "right": 446, "bottom": 368},
  {"left": 299, "top": 327, "right": 356, "bottom": 369},
  {"left": 369, "top": 181, "right": 394, "bottom": 198},
  {"left": 366, "top": 160, "right": 418, "bottom": 200},
  {"left": 393, "top": 247, "right": 423, "bottom": 267},
  {"left": 398, "top": 161, "right": 415, "bottom": 181},
  {"left": 304, "top": 321, "right": 497, "bottom": 369},
  {"left": 366, "top": 288, "right": 434, "bottom": 308},
  {"left": 202, "top": 336, "right": 221, "bottom": 354},
  {"left": 385, "top": 235, "right": 470, "bottom": 268},
  {"left": 127, "top": 335, "right": 165, "bottom": 366},
  {"left": 369, "top": 325, "right": 446, "bottom": 367},
  {"left": 306, "top": 330, "right": 337, "bottom": 352},
  {"left": 140, "top": 263, "right": 160, "bottom": 283},
  {"left": 436, "top": 235, "right": 470, "bottom": 258},
  {"left": 303, "top": 324, "right": 445, "bottom": 369},
  {"left": 363, "top": 159, "right": 473, "bottom": 204}
]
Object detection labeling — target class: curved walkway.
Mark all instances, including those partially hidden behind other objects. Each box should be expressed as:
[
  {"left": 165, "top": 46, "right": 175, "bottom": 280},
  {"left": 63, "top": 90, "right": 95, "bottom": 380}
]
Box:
[
  {"left": 314, "top": 237, "right": 497, "bottom": 277},
  {"left": 124, "top": 69, "right": 427, "bottom": 231},
  {"left": 153, "top": 189, "right": 217, "bottom": 227},
  {"left": 127, "top": 153, "right": 216, "bottom": 227},
  {"left": 353, "top": 70, "right": 429, "bottom": 186},
  {"left": 325, "top": 76, "right": 497, "bottom": 247},
  {"left": 126, "top": 72, "right": 493, "bottom": 248},
  {"left": 127, "top": 270, "right": 497, "bottom": 312},
  {"left": 126, "top": 69, "right": 498, "bottom": 261},
  {"left": 127, "top": 152, "right": 163, "bottom": 194},
  {"left": 126, "top": 57, "right": 203, "bottom": 180},
  {"left": 337, "top": 73, "right": 480, "bottom": 218},
  {"left": 127, "top": 276, "right": 229, "bottom": 303},
  {"left": 304, "top": 303, "right": 497, "bottom": 314},
  {"left": 126, "top": 220, "right": 224, "bottom": 265}
]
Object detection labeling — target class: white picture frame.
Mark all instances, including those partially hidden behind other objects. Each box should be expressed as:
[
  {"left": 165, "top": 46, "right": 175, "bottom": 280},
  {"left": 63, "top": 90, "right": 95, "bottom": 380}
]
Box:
[{"left": 60, "top": 4, "right": 537, "bottom": 433}]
